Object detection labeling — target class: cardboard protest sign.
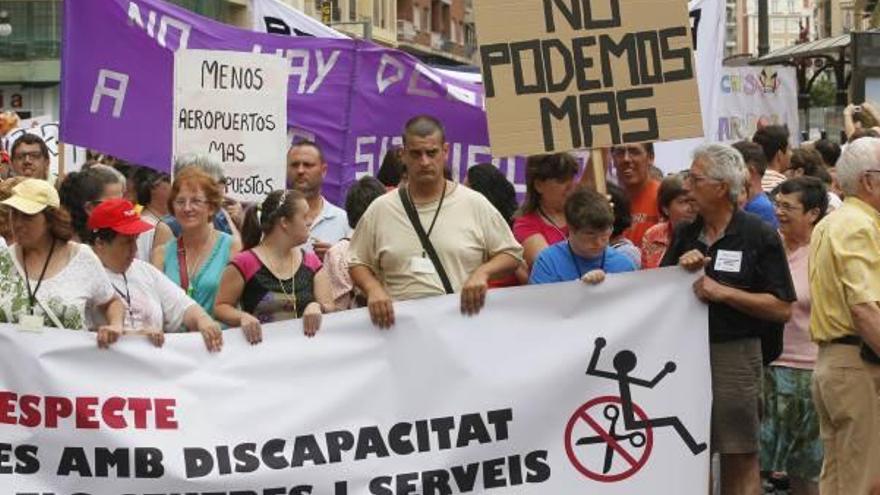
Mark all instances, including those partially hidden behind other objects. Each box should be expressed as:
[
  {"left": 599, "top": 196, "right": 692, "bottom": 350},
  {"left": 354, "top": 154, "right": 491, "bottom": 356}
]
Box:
[
  {"left": 173, "top": 49, "right": 288, "bottom": 202},
  {"left": 475, "top": 0, "right": 704, "bottom": 157}
]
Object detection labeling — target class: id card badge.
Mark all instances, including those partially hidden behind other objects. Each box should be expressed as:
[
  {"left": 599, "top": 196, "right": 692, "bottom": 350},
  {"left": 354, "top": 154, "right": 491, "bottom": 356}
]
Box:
[
  {"left": 714, "top": 250, "right": 743, "bottom": 273},
  {"left": 410, "top": 256, "right": 437, "bottom": 274},
  {"left": 18, "top": 314, "right": 44, "bottom": 332}
]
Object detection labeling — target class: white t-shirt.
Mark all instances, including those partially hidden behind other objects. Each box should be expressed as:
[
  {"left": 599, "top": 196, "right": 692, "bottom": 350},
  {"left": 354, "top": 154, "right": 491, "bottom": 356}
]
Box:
[
  {"left": 348, "top": 184, "right": 523, "bottom": 301},
  {"left": 90, "top": 258, "right": 196, "bottom": 333},
  {"left": 0, "top": 243, "right": 116, "bottom": 330}
]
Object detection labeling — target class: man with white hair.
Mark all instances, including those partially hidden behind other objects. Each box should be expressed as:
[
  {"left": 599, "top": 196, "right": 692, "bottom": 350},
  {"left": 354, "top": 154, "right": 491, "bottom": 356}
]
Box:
[
  {"left": 661, "top": 143, "right": 795, "bottom": 495},
  {"left": 808, "top": 137, "right": 880, "bottom": 495}
]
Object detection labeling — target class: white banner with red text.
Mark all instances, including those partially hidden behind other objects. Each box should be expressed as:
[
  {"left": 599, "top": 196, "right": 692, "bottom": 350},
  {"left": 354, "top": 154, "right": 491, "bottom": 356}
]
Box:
[{"left": 0, "top": 268, "right": 710, "bottom": 494}]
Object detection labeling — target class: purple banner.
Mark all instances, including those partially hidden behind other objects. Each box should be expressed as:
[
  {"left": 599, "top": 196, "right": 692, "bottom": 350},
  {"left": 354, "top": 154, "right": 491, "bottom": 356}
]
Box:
[{"left": 60, "top": 0, "right": 527, "bottom": 203}]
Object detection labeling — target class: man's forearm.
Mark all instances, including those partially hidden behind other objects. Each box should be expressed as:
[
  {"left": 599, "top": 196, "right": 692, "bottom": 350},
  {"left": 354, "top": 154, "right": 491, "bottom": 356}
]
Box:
[
  {"left": 351, "top": 264, "right": 384, "bottom": 295},
  {"left": 477, "top": 253, "right": 520, "bottom": 279},
  {"left": 852, "top": 302, "right": 880, "bottom": 354},
  {"left": 718, "top": 286, "right": 792, "bottom": 324}
]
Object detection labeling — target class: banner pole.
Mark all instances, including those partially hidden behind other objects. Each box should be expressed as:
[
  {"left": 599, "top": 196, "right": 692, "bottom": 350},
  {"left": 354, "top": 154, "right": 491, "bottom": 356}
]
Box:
[
  {"left": 580, "top": 148, "right": 608, "bottom": 195},
  {"left": 57, "top": 141, "right": 67, "bottom": 181}
]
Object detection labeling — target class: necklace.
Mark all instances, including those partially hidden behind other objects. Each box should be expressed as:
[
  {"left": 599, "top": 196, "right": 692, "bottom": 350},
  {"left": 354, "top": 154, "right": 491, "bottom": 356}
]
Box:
[
  {"left": 538, "top": 206, "right": 567, "bottom": 239},
  {"left": 260, "top": 247, "right": 299, "bottom": 317},
  {"left": 177, "top": 229, "right": 216, "bottom": 297}
]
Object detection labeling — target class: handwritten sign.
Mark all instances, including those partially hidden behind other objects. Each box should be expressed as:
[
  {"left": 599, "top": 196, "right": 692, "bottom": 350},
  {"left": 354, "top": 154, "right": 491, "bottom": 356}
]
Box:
[
  {"left": 475, "top": 0, "right": 704, "bottom": 157},
  {"left": 173, "top": 49, "right": 288, "bottom": 202}
]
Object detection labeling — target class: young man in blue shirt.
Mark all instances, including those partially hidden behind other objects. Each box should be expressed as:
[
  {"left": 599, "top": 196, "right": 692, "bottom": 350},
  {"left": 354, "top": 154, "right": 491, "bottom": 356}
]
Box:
[{"left": 529, "top": 187, "right": 637, "bottom": 285}]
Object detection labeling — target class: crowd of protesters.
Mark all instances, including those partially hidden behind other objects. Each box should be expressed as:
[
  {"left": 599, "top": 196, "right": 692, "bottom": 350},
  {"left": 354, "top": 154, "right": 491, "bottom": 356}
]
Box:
[{"left": 0, "top": 111, "right": 878, "bottom": 495}]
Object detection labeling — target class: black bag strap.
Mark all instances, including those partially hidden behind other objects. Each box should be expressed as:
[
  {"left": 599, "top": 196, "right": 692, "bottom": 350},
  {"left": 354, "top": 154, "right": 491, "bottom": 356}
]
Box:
[{"left": 398, "top": 186, "right": 454, "bottom": 294}]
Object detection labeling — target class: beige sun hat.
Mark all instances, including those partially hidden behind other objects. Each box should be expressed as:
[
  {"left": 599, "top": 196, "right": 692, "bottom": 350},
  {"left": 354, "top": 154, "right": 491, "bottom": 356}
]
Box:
[{"left": 1, "top": 179, "right": 60, "bottom": 215}]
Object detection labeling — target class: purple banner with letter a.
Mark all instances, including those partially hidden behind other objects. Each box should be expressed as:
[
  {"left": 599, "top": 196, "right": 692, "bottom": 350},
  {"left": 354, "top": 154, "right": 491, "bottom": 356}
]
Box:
[{"left": 60, "top": 0, "right": 518, "bottom": 203}]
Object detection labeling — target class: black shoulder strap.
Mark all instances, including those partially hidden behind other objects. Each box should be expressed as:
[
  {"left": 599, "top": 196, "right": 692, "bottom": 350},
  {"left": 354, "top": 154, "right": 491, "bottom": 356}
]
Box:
[{"left": 398, "top": 187, "right": 454, "bottom": 294}]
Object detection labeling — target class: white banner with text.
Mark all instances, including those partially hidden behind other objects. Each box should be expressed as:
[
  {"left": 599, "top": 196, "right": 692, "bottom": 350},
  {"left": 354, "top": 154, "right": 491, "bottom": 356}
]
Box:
[{"left": 0, "top": 269, "right": 710, "bottom": 494}]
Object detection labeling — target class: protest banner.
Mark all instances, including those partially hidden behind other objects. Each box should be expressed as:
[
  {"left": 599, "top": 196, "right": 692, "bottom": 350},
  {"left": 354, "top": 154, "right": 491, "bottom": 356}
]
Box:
[
  {"left": 0, "top": 268, "right": 711, "bottom": 493},
  {"left": 474, "top": 0, "right": 704, "bottom": 157},
  {"left": 714, "top": 65, "right": 799, "bottom": 143},
  {"left": 173, "top": 49, "right": 288, "bottom": 202},
  {"left": 3, "top": 119, "right": 87, "bottom": 176},
  {"left": 252, "top": 0, "right": 349, "bottom": 38}
]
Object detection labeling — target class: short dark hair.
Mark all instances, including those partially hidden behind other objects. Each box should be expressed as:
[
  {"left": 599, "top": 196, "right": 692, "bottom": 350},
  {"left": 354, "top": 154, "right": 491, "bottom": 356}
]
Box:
[
  {"left": 564, "top": 187, "right": 614, "bottom": 232},
  {"left": 732, "top": 140, "right": 768, "bottom": 177},
  {"left": 10, "top": 134, "right": 50, "bottom": 161},
  {"left": 403, "top": 115, "right": 446, "bottom": 144},
  {"left": 657, "top": 173, "right": 688, "bottom": 220},
  {"left": 813, "top": 139, "right": 841, "bottom": 167},
  {"left": 376, "top": 147, "right": 404, "bottom": 187},
  {"left": 345, "top": 176, "right": 386, "bottom": 229},
  {"left": 776, "top": 176, "right": 829, "bottom": 224},
  {"left": 466, "top": 163, "right": 518, "bottom": 226},
  {"left": 521, "top": 152, "right": 579, "bottom": 215},
  {"left": 133, "top": 166, "right": 170, "bottom": 205},
  {"left": 606, "top": 183, "right": 632, "bottom": 237},
  {"left": 59, "top": 167, "right": 127, "bottom": 241},
  {"left": 752, "top": 125, "right": 790, "bottom": 163},
  {"left": 789, "top": 148, "right": 826, "bottom": 178},
  {"left": 290, "top": 139, "right": 325, "bottom": 163}
]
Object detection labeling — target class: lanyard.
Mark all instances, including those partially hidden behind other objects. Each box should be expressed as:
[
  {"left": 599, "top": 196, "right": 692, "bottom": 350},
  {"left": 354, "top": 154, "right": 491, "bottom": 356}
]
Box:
[
  {"left": 112, "top": 273, "right": 135, "bottom": 328},
  {"left": 538, "top": 206, "right": 567, "bottom": 239},
  {"left": 23, "top": 240, "right": 56, "bottom": 315},
  {"left": 568, "top": 243, "right": 606, "bottom": 279},
  {"left": 407, "top": 180, "right": 447, "bottom": 258}
]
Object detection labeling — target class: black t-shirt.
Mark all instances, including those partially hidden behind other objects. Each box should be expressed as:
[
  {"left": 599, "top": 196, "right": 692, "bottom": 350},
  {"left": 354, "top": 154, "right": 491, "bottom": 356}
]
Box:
[{"left": 660, "top": 210, "right": 796, "bottom": 343}]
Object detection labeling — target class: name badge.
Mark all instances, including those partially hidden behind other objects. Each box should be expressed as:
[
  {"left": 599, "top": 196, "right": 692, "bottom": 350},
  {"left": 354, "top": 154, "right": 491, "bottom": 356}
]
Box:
[
  {"left": 18, "top": 314, "right": 44, "bottom": 332},
  {"left": 714, "top": 250, "right": 743, "bottom": 273},
  {"left": 410, "top": 256, "right": 437, "bottom": 274}
]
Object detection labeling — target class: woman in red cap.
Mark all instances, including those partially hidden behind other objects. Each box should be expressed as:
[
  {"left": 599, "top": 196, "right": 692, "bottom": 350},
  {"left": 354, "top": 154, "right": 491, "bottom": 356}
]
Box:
[{"left": 86, "top": 198, "right": 223, "bottom": 352}]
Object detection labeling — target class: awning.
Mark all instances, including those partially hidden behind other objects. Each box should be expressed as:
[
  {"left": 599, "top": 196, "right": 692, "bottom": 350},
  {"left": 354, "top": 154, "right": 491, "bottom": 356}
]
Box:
[{"left": 751, "top": 33, "right": 853, "bottom": 65}]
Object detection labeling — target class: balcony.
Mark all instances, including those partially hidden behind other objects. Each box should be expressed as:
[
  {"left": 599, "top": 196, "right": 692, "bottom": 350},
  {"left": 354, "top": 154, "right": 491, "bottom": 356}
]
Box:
[{"left": 397, "top": 19, "right": 416, "bottom": 41}]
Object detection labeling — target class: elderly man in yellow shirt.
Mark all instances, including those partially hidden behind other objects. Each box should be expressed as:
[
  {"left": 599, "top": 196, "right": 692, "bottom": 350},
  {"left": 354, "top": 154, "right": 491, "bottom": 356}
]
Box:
[{"left": 808, "top": 137, "right": 880, "bottom": 495}]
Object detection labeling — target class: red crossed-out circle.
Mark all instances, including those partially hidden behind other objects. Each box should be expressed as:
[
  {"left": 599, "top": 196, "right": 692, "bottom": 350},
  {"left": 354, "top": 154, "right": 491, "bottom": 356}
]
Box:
[{"left": 564, "top": 395, "right": 654, "bottom": 483}]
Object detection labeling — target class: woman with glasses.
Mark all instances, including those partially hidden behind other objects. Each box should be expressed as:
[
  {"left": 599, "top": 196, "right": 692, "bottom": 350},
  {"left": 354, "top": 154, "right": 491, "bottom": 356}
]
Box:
[
  {"left": 151, "top": 168, "right": 241, "bottom": 315},
  {"left": 760, "top": 177, "right": 828, "bottom": 495}
]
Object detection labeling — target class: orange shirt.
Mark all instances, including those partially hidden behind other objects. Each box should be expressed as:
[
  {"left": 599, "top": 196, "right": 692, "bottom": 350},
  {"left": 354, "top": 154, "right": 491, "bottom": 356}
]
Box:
[{"left": 624, "top": 180, "right": 660, "bottom": 246}]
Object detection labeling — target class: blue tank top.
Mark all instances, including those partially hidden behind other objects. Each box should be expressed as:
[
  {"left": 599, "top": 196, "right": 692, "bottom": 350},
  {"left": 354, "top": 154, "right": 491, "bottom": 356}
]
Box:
[{"left": 163, "top": 232, "right": 232, "bottom": 315}]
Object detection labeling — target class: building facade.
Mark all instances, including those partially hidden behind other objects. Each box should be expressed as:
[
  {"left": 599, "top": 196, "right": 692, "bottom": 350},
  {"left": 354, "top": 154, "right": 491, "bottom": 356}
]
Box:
[
  {"left": 0, "top": 0, "right": 247, "bottom": 121},
  {"left": 395, "top": 0, "right": 475, "bottom": 65},
  {"left": 278, "top": 0, "right": 398, "bottom": 46},
  {"left": 742, "top": 0, "right": 813, "bottom": 54}
]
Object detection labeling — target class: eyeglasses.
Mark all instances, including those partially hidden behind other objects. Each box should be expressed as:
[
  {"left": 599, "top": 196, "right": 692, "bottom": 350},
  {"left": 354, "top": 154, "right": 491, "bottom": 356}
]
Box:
[
  {"left": 173, "top": 197, "right": 209, "bottom": 209},
  {"left": 773, "top": 201, "right": 802, "bottom": 213},
  {"left": 12, "top": 151, "right": 44, "bottom": 162},
  {"left": 682, "top": 171, "right": 721, "bottom": 185}
]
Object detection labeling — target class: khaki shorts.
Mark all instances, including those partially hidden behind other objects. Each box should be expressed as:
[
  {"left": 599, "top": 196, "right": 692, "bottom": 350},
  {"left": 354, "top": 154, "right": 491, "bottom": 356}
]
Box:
[{"left": 709, "top": 338, "right": 763, "bottom": 454}]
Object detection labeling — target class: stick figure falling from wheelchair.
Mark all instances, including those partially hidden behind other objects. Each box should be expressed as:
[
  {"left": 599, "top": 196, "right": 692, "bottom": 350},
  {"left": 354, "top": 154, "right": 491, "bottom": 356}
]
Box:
[{"left": 574, "top": 337, "right": 707, "bottom": 474}]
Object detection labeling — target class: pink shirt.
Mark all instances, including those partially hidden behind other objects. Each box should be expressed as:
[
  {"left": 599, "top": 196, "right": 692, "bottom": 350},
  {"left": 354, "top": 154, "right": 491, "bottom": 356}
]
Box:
[
  {"left": 773, "top": 244, "right": 817, "bottom": 369},
  {"left": 513, "top": 211, "right": 567, "bottom": 246}
]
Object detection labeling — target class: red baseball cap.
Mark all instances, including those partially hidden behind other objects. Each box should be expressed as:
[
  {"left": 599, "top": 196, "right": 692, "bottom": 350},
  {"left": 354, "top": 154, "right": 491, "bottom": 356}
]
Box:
[{"left": 87, "top": 198, "right": 154, "bottom": 235}]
